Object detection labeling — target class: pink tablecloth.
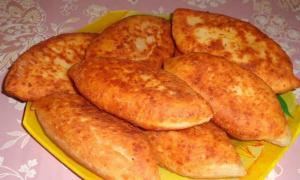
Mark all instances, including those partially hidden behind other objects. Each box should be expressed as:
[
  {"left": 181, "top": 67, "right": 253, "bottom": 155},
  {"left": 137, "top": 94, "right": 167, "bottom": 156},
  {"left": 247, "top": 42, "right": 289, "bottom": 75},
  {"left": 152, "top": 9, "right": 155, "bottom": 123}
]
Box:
[{"left": 1, "top": 0, "right": 300, "bottom": 179}]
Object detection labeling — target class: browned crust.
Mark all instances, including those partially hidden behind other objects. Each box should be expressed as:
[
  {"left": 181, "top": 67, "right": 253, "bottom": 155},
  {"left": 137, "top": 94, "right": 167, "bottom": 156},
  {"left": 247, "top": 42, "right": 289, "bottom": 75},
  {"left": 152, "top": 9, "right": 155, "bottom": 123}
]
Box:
[
  {"left": 4, "top": 33, "right": 98, "bottom": 101},
  {"left": 32, "top": 93, "right": 159, "bottom": 180},
  {"left": 86, "top": 15, "right": 174, "bottom": 69},
  {"left": 69, "top": 57, "right": 213, "bottom": 130},
  {"left": 172, "top": 8, "right": 300, "bottom": 93},
  {"left": 164, "top": 53, "right": 290, "bottom": 144},
  {"left": 145, "top": 122, "right": 245, "bottom": 178}
]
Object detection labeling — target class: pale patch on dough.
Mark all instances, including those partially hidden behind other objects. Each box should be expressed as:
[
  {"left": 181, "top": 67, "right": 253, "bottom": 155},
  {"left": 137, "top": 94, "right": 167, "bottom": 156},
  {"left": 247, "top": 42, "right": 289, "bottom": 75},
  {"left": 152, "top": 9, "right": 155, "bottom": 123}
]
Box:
[
  {"left": 140, "top": 74, "right": 164, "bottom": 89},
  {"left": 156, "top": 85, "right": 166, "bottom": 91},
  {"left": 141, "top": 22, "right": 151, "bottom": 31},
  {"left": 168, "top": 90, "right": 176, "bottom": 96},
  {"left": 230, "top": 86, "right": 243, "bottom": 96},
  {"left": 245, "top": 32, "right": 267, "bottom": 59},
  {"left": 229, "top": 85, "right": 254, "bottom": 96},
  {"left": 145, "top": 79, "right": 161, "bottom": 88},
  {"left": 194, "top": 27, "right": 237, "bottom": 44},
  {"left": 187, "top": 16, "right": 204, "bottom": 26},
  {"left": 135, "top": 37, "right": 147, "bottom": 52},
  {"left": 146, "top": 36, "right": 155, "bottom": 44},
  {"left": 79, "top": 117, "right": 89, "bottom": 122},
  {"left": 194, "top": 28, "right": 212, "bottom": 44},
  {"left": 140, "top": 74, "right": 152, "bottom": 81},
  {"left": 54, "top": 58, "right": 72, "bottom": 69}
]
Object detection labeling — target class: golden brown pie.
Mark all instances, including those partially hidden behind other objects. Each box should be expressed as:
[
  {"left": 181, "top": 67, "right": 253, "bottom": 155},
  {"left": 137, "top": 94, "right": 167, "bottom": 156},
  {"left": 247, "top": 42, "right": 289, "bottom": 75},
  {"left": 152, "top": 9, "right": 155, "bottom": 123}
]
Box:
[
  {"left": 4, "top": 33, "right": 97, "bottom": 101},
  {"left": 69, "top": 57, "right": 213, "bottom": 130},
  {"left": 172, "top": 8, "right": 300, "bottom": 93},
  {"left": 86, "top": 15, "right": 174, "bottom": 69},
  {"left": 145, "top": 122, "right": 246, "bottom": 178},
  {"left": 164, "top": 53, "right": 291, "bottom": 146},
  {"left": 32, "top": 93, "right": 159, "bottom": 180}
]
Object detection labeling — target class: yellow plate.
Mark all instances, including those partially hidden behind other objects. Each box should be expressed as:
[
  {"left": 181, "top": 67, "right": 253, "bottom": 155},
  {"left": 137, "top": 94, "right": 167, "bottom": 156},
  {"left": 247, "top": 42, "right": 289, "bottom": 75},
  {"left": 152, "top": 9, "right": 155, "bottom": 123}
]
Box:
[{"left": 23, "top": 10, "right": 300, "bottom": 180}]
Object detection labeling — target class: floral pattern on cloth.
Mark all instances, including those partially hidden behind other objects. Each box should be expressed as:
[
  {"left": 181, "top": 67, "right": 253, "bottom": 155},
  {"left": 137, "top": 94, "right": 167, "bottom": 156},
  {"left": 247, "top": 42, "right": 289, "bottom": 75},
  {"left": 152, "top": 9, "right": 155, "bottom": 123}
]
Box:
[
  {"left": 84, "top": 4, "right": 108, "bottom": 23},
  {"left": 183, "top": 0, "right": 227, "bottom": 9},
  {"left": 0, "top": 156, "right": 38, "bottom": 180},
  {"left": 0, "top": 0, "right": 47, "bottom": 72},
  {"left": 0, "top": 0, "right": 300, "bottom": 180},
  {"left": 59, "top": 0, "right": 78, "bottom": 16},
  {"left": 244, "top": 0, "right": 300, "bottom": 43}
]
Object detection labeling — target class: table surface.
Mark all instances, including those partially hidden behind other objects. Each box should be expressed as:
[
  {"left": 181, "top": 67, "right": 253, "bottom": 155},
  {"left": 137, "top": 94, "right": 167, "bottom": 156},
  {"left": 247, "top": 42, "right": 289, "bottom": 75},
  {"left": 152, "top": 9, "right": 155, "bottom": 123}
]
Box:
[{"left": 1, "top": 0, "right": 300, "bottom": 179}]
